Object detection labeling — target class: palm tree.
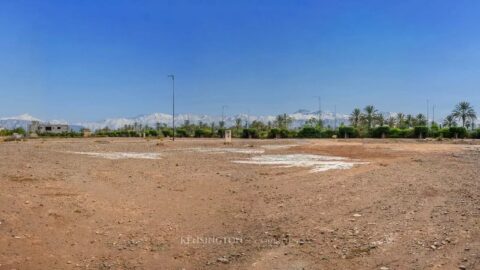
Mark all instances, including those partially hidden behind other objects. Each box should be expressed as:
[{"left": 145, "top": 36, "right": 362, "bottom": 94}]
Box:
[
  {"left": 396, "top": 113, "right": 405, "bottom": 128},
  {"left": 376, "top": 114, "right": 385, "bottom": 126},
  {"left": 442, "top": 115, "right": 456, "bottom": 127},
  {"left": 363, "top": 105, "right": 378, "bottom": 129},
  {"left": 274, "top": 114, "right": 293, "bottom": 129},
  {"left": 387, "top": 116, "right": 396, "bottom": 128},
  {"left": 349, "top": 108, "right": 362, "bottom": 128},
  {"left": 452, "top": 101, "right": 477, "bottom": 127},
  {"left": 405, "top": 114, "right": 414, "bottom": 128},
  {"left": 234, "top": 118, "right": 242, "bottom": 131},
  {"left": 415, "top": 114, "right": 427, "bottom": 126}
]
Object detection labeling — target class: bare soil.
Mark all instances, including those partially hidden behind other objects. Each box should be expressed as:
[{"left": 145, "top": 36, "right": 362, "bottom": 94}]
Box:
[{"left": 1, "top": 138, "right": 479, "bottom": 270}]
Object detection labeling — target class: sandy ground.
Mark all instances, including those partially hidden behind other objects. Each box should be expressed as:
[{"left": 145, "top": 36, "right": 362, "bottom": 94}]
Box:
[{"left": 0, "top": 138, "right": 479, "bottom": 270}]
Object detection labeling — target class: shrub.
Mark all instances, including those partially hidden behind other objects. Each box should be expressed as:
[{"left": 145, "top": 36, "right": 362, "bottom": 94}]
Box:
[
  {"left": 389, "top": 128, "right": 402, "bottom": 138},
  {"left": 414, "top": 126, "right": 429, "bottom": 138},
  {"left": 259, "top": 130, "right": 269, "bottom": 139},
  {"left": 372, "top": 126, "right": 390, "bottom": 138},
  {"left": 338, "top": 126, "right": 359, "bottom": 138},
  {"left": 242, "top": 128, "right": 259, "bottom": 139},
  {"left": 216, "top": 128, "right": 226, "bottom": 138},
  {"left": 175, "top": 128, "right": 188, "bottom": 137},
  {"left": 194, "top": 128, "right": 213, "bottom": 138},
  {"left": 439, "top": 128, "right": 450, "bottom": 138},
  {"left": 473, "top": 129, "right": 480, "bottom": 139},
  {"left": 320, "top": 129, "right": 336, "bottom": 138},
  {"left": 268, "top": 128, "right": 290, "bottom": 139},
  {"left": 161, "top": 128, "right": 173, "bottom": 137},
  {"left": 449, "top": 127, "right": 467, "bottom": 139},
  {"left": 297, "top": 127, "right": 321, "bottom": 138},
  {"left": 146, "top": 130, "right": 159, "bottom": 137}
]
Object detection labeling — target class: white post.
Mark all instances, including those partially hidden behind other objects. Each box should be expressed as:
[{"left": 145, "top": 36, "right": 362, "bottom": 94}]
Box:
[{"left": 224, "top": 130, "right": 232, "bottom": 144}]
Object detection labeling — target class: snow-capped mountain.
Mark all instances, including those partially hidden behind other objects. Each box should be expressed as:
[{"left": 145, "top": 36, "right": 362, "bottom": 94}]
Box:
[
  {"left": 0, "top": 111, "right": 350, "bottom": 131},
  {"left": 0, "top": 114, "right": 41, "bottom": 130},
  {"left": 0, "top": 114, "right": 81, "bottom": 131},
  {"left": 78, "top": 110, "right": 350, "bottom": 130}
]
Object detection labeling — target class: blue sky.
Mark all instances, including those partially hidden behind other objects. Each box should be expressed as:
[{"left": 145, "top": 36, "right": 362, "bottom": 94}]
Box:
[{"left": 1, "top": 0, "right": 479, "bottom": 122}]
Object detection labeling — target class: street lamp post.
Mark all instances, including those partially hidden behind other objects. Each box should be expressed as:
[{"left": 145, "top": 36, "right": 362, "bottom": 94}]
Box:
[
  {"left": 221, "top": 105, "right": 228, "bottom": 128},
  {"left": 314, "top": 96, "right": 322, "bottom": 126},
  {"left": 167, "top": 74, "right": 175, "bottom": 141}
]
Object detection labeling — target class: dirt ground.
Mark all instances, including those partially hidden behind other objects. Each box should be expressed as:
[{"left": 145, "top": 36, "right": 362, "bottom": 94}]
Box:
[{"left": 0, "top": 138, "right": 479, "bottom": 270}]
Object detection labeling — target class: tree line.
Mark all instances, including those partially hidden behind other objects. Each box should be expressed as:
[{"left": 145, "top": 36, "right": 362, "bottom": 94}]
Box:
[
  {"left": 92, "top": 101, "right": 478, "bottom": 139},
  {"left": 1, "top": 101, "right": 478, "bottom": 139}
]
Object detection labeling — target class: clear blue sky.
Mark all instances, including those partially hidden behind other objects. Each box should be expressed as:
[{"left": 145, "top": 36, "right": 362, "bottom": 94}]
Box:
[{"left": 1, "top": 0, "right": 479, "bottom": 122}]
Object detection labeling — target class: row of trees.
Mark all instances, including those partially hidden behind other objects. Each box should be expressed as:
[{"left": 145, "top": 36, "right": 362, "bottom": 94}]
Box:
[
  {"left": 91, "top": 101, "right": 478, "bottom": 139},
  {"left": 1, "top": 102, "right": 477, "bottom": 139},
  {"left": 348, "top": 102, "right": 477, "bottom": 130}
]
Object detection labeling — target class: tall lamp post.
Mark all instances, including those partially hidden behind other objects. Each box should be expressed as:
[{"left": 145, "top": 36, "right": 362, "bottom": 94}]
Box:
[
  {"left": 221, "top": 105, "right": 228, "bottom": 128},
  {"left": 167, "top": 74, "right": 175, "bottom": 141},
  {"left": 314, "top": 96, "right": 322, "bottom": 126}
]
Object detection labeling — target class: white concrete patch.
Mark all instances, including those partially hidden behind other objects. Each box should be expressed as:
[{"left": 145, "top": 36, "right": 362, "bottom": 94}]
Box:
[
  {"left": 185, "top": 147, "right": 265, "bottom": 154},
  {"left": 260, "top": 144, "right": 298, "bottom": 150},
  {"left": 233, "top": 154, "right": 366, "bottom": 172},
  {"left": 66, "top": 151, "right": 162, "bottom": 160}
]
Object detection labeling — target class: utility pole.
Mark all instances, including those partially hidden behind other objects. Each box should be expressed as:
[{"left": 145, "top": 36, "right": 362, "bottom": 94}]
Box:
[
  {"left": 426, "top": 99, "right": 429, "bottom": 127},
  {"left": 221, "top": 105, "right": 228, "bottom": 128},
  {"left": 314, "top": 96, "right": 322, "bottom": 126},
  {"left": 334, "top": 105, "right": 337, "bottom": 130},
  {"left": 432, "top": 104, "right": 435, "bottom": 125},
  {"left": 167, "top": 74, "right": 175, "bottom": 141}
]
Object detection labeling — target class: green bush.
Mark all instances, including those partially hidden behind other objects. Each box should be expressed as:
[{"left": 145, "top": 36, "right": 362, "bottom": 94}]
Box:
[
  {"left": 268, "top": 128, "right": 290, "bottom": 138},
  {"left": 449, "top": 127, "right": 467, "bottom": 139},
  {"left": 161, "top": 128, "right": 173, "bottom": 137},
  {"left": 242, "top": 128, "right": 259, "bottom": 138},
  {"left": 338, "top": 126, "right": 359, "bottom": 138},
  {"left": 414, "top": 126, "right": 429, "bottom": 138},
  {"left": 194, "top": 128, "right": 213, "bottom": 138},
  {"left": 320, "top": 129, "right": 336, "bottom": 138},
  {"left": 473, "top": 129, "right": 480, "bottom": 139},
  {"left": 389, "top": 128, "right": 402, "bottom": 138},
  {"left": 438, "top": 128, "right": 450, "bottom": 138},
  {"left": 175, "top": 128, "right": 188, "bottom": 137},
  {"left": 372, "top": 126, "right": 390, "bottom": 138},
  {"left": 216, "top": 128, "right": 226, "bottom": 138},
  {"left": 259, "top": 130, "right": 269, "bottom": 139},
  {"left": 297, "top": 127, "right": 321, "bottom": 138},
  {"left": 146, "top": 130, "right": 159, "bottom": 137}
]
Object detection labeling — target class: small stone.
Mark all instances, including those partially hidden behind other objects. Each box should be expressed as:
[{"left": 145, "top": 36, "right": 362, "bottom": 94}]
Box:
[
  {"left": 430, "top": 245, "right": 437, "bottom": 250},
  {"left": 459, "top": 265, "right": 466, "bottom": 270},
  {"left": 380, "top": 267, "right": 389, "bottom": 270},
  {"left": 353, "top": 213, "right": 362, "bottom": 217},
  {"left": 217, "top": 257, "right": 229, "bottom": 264}
]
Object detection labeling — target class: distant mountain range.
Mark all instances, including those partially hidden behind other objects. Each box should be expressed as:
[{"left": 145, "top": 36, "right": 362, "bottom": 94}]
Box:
[{"left": 0, "top": 110, "right": 350, "bottom": 131}]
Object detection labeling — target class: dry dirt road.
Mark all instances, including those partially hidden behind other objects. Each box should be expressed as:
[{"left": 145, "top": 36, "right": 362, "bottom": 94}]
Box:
[{"left": 0, "top": 138, "right": 479, "bottom": 270}]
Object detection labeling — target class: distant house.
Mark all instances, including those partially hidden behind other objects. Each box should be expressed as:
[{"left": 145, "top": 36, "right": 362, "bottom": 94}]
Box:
[{"left": 29, "top": 121, "right": 69, "bottom": 134}]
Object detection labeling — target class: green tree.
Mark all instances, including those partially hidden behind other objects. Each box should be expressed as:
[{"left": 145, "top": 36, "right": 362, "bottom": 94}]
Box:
[
  {"left": 452, "top": 101, "right": 477, "bottom": 128},
  {"left": 274, "top": 114, "right": 293, "bottom": 129},
  {"left": 387, "top": 116, "right": 396, "bottom": 128},
  {"left": 442, "top": 115, "right": 456, "bottom": 128},
  {"left": 362, "top": 105, "right": 378, "bottom": 129},
  {"left": 405, "top": 114, "right": 414, "bottom": 128},
  {"left": 415, "top": 114, "right": 427, "bottom": 126},
  {"left": 396, "top": 113, "right": 406, "bottom": 128},
  {"left": 349, "top": 108, "right": 361, "bottom": 128}
]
